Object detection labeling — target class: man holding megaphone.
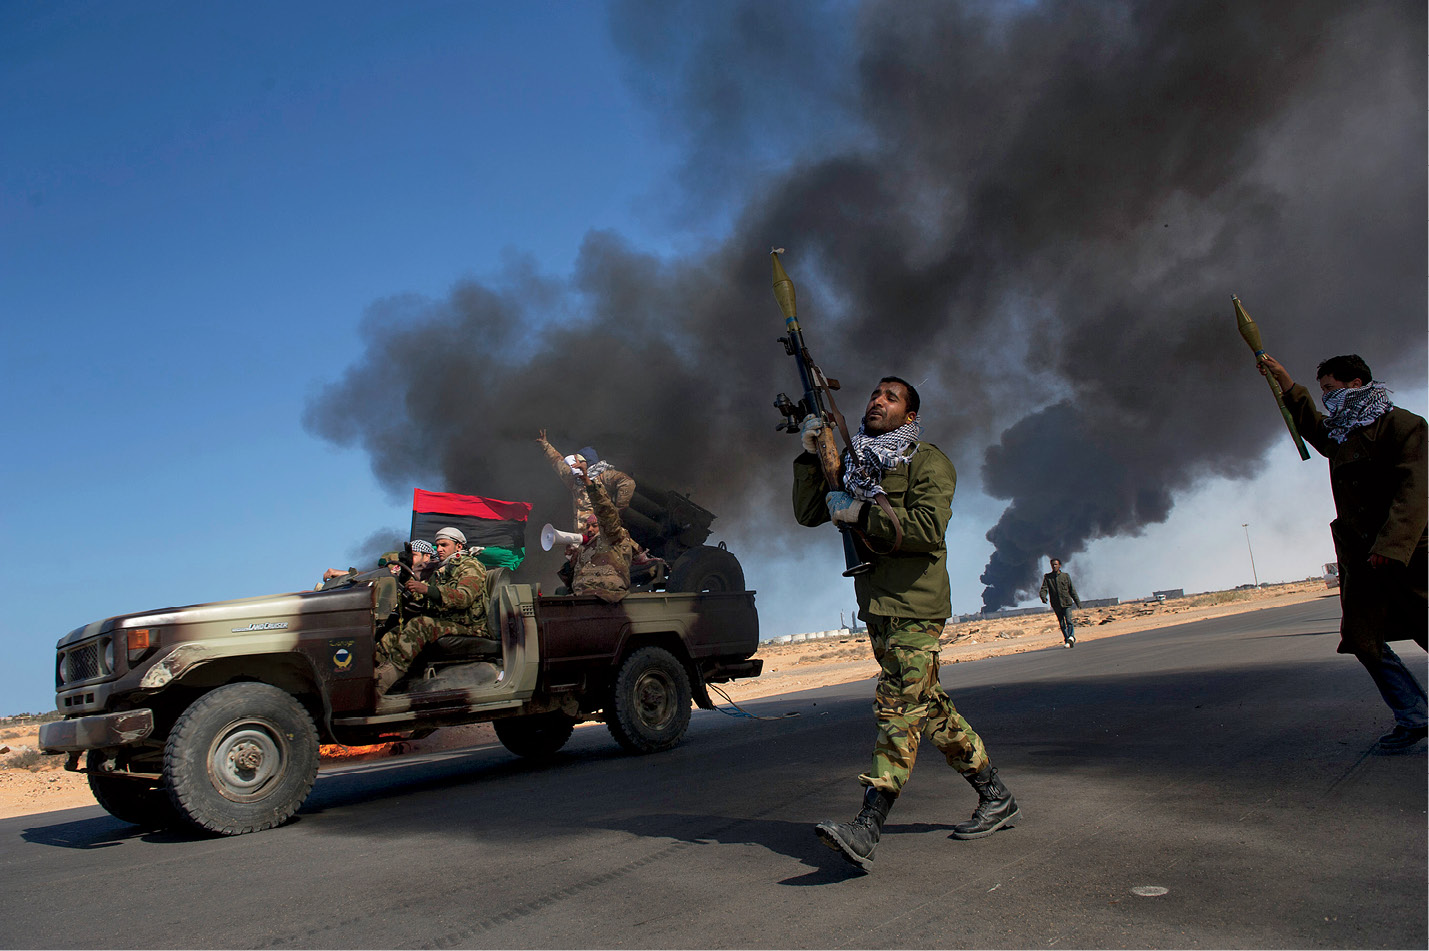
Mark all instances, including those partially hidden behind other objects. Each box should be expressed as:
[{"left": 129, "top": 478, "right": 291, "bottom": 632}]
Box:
[{"left": 544, "top": 464, "right": 637, "bottom": 604}]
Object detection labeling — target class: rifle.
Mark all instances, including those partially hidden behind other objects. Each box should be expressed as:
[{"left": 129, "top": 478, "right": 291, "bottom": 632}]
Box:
[{"left": 770, "top": 249, "right": 873, "bottom": 577}]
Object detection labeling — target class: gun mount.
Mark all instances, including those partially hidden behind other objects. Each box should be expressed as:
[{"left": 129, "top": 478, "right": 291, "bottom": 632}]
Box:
[{"left": 621, "top": 481, "right": 745, "bottom": 594}]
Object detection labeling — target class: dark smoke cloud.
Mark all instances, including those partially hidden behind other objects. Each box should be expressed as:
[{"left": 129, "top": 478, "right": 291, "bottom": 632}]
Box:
[{"left": 305, "top": 0, "right": 1426, "bottom": 605}]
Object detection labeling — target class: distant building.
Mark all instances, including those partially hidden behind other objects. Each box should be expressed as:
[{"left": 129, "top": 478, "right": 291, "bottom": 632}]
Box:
[
  {"left": 1082, "top": 597, "right": 1119, "bottom": 608},
  {"left": 1153, "top": 589, "right": 1184, "bottom": 600}
]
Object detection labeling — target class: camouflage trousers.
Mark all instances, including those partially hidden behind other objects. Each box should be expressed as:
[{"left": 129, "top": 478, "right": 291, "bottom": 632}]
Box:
[
  {"left": 375, "top": 615, "right": 474, "bottom": 675},
  {"left": 859, "top": 616, "right": 990, "bottom": 795}
]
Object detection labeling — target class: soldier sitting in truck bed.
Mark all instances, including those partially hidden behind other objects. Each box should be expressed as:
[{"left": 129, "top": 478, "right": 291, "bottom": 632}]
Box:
[
  {"left": 375, "top": 527, "right": 489, "bottom": 695},
  {"left": 569, "top": 471, "right": 638, "bottom": 603}
]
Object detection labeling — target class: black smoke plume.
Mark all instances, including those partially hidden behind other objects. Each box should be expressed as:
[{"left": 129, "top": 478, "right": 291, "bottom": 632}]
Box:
[{"left": 305, "top": 1, "right": 1426, "bottom": 606}]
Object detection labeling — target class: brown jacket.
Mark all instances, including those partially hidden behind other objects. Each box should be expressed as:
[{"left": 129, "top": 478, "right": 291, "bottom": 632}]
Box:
[
  {"left": 571, "top": 481, "right": 638, "bottom": 603},
  {"left": 1283, "top": 383, "right": 1427, "bottom": 655}
]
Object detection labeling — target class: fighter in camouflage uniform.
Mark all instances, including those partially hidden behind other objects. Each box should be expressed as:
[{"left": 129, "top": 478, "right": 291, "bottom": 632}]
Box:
[
  {"left": 537, "top": 430, "right": 636, "bottom": 531},
  {"left": 793, "top": 377, "right": 1019, "bottom": 870},
  {"left": 570, "top": 478, "right": 638, "bottom": 603},
  {"left": 374, "top": 527, "right": 488, "bottom": 694}
]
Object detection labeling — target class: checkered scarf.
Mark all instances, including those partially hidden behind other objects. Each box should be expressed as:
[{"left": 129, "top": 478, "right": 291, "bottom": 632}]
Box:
[
  {"left": 842, "top": 420, "right": 920, "bottom": 499},
  {"left": 1322, "top": 382, "right": 1393, "bottom": 444}
]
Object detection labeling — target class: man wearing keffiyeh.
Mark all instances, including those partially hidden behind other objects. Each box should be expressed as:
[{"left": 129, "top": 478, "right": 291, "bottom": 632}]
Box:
[
  {"left": 793, "top": 376, "right": 1020, "bottom": 871},
  {"left": 1261, "top": 353, "right": 1427, "bottom": 753}
]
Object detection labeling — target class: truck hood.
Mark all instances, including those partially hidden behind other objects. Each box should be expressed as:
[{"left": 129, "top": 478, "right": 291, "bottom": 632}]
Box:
[{"left": 56, "top": 584, "right": 377, "bottom": 649}]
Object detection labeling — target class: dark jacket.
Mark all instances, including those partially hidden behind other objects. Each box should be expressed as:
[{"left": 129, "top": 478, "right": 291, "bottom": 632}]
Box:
[
  {"left": 793, "top": 442, "right": 956, "bottom": 624},
  {"left": 1039, "top": 571, "right": 1081, "bottom": 613},
  {"left": 1283, "top": 383, "right": 1427, "bottom": 656}
]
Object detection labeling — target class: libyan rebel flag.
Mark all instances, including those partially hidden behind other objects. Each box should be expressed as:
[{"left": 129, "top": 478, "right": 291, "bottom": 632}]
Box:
[{"left": 410, "top": 489, "right": 532, "bottom": 570}]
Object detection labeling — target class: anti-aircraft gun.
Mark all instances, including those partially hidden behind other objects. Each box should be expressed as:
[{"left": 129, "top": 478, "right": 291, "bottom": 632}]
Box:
[{"left": 619, "top": 480, "right": 746, "bottom": 594}]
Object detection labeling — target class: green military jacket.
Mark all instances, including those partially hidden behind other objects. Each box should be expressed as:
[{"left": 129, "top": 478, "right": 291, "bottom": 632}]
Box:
[
  {"left": 417, "top": 550, "right": 489, "bottom": 636},
  {"left": 1283, "top": 383, "right": 1427, "bottom": 655},
  {"left": 792, "top": 442, "right": 956, "bottom": 627},
  {"left": 1039, "top": 571, "right": 1081, "bottom": 612}
]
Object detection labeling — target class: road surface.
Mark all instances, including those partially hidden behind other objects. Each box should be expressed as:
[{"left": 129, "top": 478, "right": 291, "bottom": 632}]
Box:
[{"left": 4, "top": 598, "right": 1424, "bottom": 949}]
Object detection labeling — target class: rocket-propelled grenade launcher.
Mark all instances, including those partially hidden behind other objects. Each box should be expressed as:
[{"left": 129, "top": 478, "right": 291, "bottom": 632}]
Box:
[
  {"left": 1234, "top": 295, "right": 1310, "bottom": 461},
  {"left": 771, "top": 249, "right": 872, "bottom": 577}
]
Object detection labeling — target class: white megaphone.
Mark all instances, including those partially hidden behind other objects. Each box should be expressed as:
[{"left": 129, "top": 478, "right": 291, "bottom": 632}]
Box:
[{"left": 540, "top": 523, "right": 584, "bottom": 551}]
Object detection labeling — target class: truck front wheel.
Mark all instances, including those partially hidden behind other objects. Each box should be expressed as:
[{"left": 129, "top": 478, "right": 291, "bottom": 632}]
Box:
[
  {"left": 607, "top": 646, "right": 692, "bottom": 754},
  {"left": 494, "top": 712, "right": 576, "bottom": 758},
  {"left": 87, "top": 751, "right": 180, "bottom": 829},
  {"left": 163, "top": 683, "right": 320, "bottom": 836}
]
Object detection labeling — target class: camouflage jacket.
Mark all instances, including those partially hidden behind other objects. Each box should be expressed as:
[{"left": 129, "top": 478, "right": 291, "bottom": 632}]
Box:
[
  {"left": 540, "top": 438, "right": 636, "bottom": 531},
  {"left": 572, "top": 481, "right": 638, "bottom": 603},
  {"left": 1039, "top": 571, "right": 1081, "bottom": 611},
  {"left": 415, "top": 550, "right": 489, "bottom": 636},
  {"left": 793, "top": 442, "right": 956, "bottom": 630}
]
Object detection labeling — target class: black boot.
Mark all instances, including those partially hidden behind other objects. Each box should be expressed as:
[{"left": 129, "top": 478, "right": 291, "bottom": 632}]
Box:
[
  {"left": 950, "top": 766, "right": 1019, "bottom": 840},
  {"left": 815, "top": 786, "right": 896, "bottom": 870}
]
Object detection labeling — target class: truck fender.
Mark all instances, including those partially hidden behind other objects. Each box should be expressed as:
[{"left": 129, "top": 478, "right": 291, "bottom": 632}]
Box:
[{"left": 138, "top": 640, "right": 330, "bottom": 734}]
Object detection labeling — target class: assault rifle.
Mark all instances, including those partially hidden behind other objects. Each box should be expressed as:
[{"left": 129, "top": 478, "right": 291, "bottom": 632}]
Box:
[{"left": 770, "top": 249, "right": 872, "bottom": 577}]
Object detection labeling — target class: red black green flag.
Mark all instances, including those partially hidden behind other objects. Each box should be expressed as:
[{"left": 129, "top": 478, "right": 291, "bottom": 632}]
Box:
[{"left": 410, "top": 489, "right": 532, "bottom": 569}]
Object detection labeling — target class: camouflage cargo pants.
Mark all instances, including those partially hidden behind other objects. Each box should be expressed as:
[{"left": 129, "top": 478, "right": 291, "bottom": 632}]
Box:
[
  {"left": 859, "top": 616, "right": 990, "bottom": 795},
  {"left": 375, "top": 615, "right": 474, "bottom": 675}
]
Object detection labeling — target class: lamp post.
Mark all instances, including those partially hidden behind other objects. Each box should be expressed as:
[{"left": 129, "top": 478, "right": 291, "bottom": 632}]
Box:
[{"left": 1242, "top": 523, "right": 1259, "bottom": 586}]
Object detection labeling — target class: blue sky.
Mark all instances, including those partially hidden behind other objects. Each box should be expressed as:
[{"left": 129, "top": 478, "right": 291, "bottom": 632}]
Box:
[{"left": 2, "top": 2, "right": 1423, "bottom": 716}]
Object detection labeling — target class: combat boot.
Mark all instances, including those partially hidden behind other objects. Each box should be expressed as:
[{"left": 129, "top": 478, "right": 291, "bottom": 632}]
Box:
[
  {"left": 374, "top": 662, "right": 403, "bottom": 696},
  {"left": 815, "top": 786, "right": 896, "bottom": 871},
  {"left": 950, "top": 766, "right": 1019, "bottom": 840}
]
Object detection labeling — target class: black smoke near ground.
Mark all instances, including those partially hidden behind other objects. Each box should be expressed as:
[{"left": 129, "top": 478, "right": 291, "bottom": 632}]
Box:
[{"left": 304, "top": 1, "right": 1426, "bottom": 605}]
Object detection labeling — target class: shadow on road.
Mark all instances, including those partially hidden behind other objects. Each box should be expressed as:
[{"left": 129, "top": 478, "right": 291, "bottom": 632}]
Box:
[{"left": 20, "top": 815, "right": 204, "bottom": 850}]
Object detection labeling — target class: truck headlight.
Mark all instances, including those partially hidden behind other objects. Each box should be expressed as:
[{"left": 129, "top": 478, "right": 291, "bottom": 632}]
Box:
[{"left": 104, "top": 638, "right": 115, "bottom": 674}]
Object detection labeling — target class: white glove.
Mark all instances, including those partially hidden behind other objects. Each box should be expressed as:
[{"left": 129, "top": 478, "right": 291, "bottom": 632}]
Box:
[
  {"left": 825, "top": 491, "right": 866, "bottom": 526},
  {"left": 800, "top": 414, "right": 825, "bottom": 453}
]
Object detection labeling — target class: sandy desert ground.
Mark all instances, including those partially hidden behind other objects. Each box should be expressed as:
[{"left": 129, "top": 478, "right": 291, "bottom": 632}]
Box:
[{"left": 0, "top": 581, "right": 1332, "bottom": 821}]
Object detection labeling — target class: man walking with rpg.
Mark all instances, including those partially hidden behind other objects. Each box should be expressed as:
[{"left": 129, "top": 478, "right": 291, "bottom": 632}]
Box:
[
  {"left": 793, "top": 377, "right": 1020, "bottom": 871},
  {"left": 1259, "top": 353, "right": 1426, "bottom": 752}
]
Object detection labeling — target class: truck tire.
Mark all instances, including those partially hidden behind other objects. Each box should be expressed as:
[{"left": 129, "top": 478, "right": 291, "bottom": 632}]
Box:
[
  {"left": 87, "top": 752, "right": 180, "bottom": 829},
  {"left": 667, "top": 545, "right": 745, "bottom": 593},
  {"left": 163, "top": 682, "right": 320, "bottom": 836},
  {"left": 606, "top": 646, "right": 692, "bottom": 754},
  {"left": 494, "top": 712, "right": 576, "bottom": 759}
]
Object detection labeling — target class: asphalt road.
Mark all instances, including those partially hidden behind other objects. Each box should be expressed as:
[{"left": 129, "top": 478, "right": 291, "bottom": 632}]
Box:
[{"left": 5, "top": 598, "right": 1425, "bottom": 949}]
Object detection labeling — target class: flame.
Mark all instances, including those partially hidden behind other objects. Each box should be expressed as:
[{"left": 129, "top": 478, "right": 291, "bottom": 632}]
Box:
[{"left": 320, "top": 742, "right": 393, "bottom": 761}]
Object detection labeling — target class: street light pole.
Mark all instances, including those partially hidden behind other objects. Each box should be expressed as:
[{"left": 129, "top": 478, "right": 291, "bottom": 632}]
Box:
[{"left": 1242, "top": 523, "right": 1259, "bottom": 586}]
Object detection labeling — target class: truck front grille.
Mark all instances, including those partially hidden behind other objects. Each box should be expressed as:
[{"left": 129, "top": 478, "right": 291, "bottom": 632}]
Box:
[{"left": 59, "top": 642, "right": 105, "bottom": 687}]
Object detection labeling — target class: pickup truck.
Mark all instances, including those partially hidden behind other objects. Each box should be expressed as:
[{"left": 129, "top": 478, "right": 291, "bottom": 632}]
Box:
[{"left": 39, "top": 569, "right": 761, "bottom": 836}]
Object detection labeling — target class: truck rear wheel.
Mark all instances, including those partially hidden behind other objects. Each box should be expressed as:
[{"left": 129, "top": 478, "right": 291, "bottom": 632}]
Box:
[
  {"left": 667, "top": 545, "right": 745, "bottom": 593},
  {"left": 607, "top": 646, "right": 692, "bottom": 754},
  {"left": 87, "top": 752, "right": 180, "bottom": 829},
  {"left": 494, "top": 712, "right": 576, "bottom": 758},
  {"left": 163, "top": 682, "right": 320, "bottom": 836}
]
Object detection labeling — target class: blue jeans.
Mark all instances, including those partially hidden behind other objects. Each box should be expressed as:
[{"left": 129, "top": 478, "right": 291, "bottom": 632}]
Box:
[
  {"left": 1357, "top": 643, "right": 1428, "bottom": 728},
  {"left": 1055, "top": 610, "right": 1075, "bottom": 642}
]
